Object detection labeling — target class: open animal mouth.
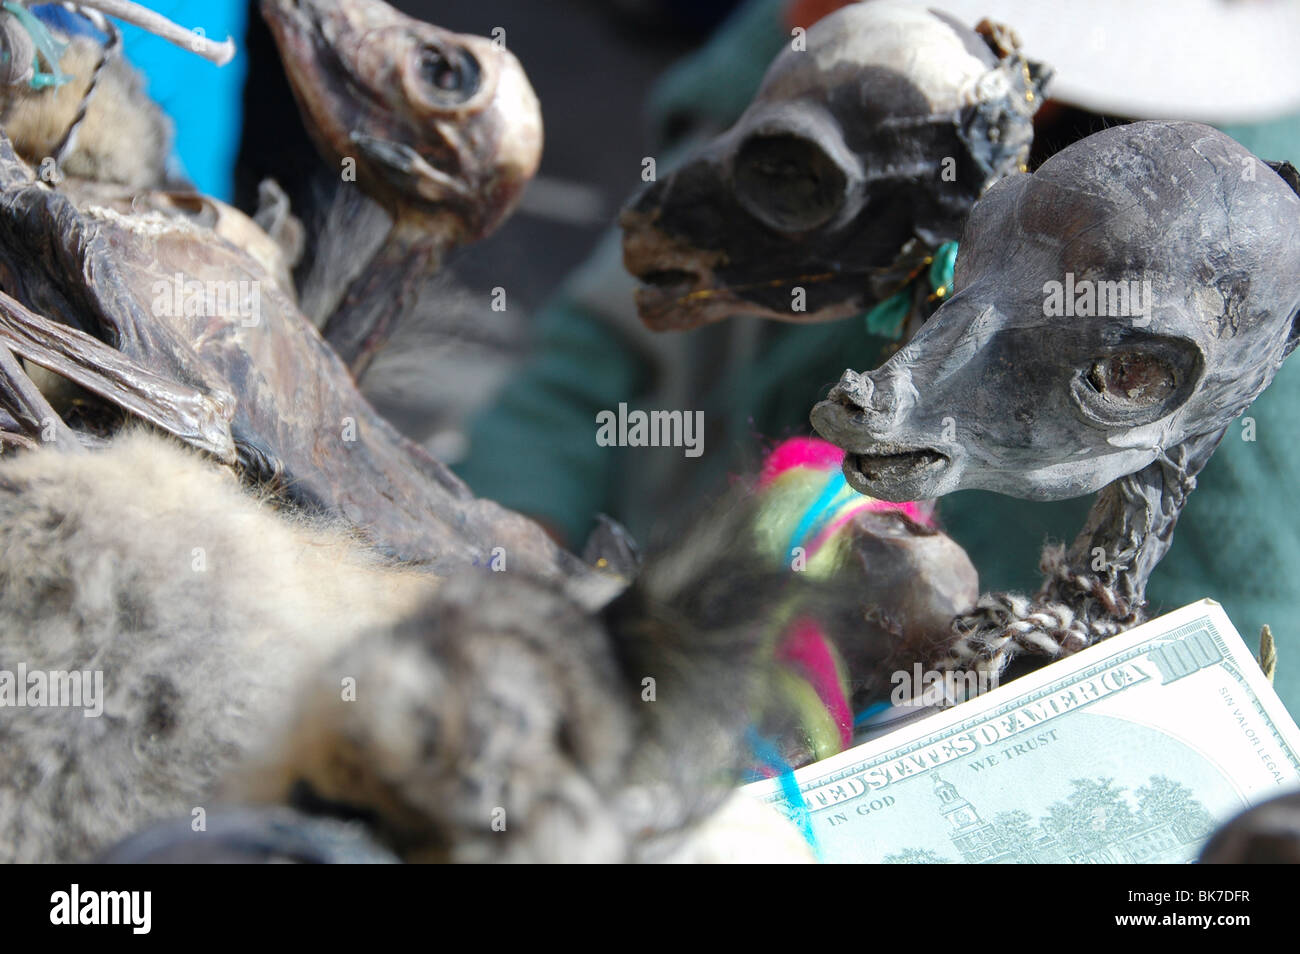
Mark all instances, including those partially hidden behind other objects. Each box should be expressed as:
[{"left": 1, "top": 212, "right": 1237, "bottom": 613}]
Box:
[
  {"left": 634, "top": 268, "right": 705, "bottom": 305},
  {"left": 632, "top": 271, "right": 725, "bottom": 330},
  {"left": 845, "top": 448, "right": 948, "bottom": 488},
  {"left": 638, "top": 268, "right": 697, "bottom": 289}
]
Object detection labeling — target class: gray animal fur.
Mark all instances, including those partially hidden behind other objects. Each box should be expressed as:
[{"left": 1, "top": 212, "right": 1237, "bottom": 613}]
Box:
[
  {"left": 0, "top": 35, "right": 173, "bottom": 188},
  {"left": 0, "top": 432, "right": 789, "bottom": 862},
  {"left": 0, "top": 430, "right": 433, "bottom": 862},
  {"left": 228, "top": 493, "right": 784, "bottom": 861}
]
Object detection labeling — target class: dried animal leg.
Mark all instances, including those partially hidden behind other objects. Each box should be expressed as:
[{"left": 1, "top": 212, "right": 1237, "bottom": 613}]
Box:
[
  {"left": 0, "top": 336, "right": 78, "bottom": 450},
  {"left": 0, "top": 288, "right": 235, "bottom": 461}
]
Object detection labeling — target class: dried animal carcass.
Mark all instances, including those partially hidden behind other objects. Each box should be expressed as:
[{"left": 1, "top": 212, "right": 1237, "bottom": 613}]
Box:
[
  {"left": 621, "top": 0, "right": 1048, "bottom": 333},
  {"left": 812, "top": 121, "right": 1300, "bottom": 675}
]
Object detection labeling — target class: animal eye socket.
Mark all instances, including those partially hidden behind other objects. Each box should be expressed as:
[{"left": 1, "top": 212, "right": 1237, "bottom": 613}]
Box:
[
  {"left": 1071, "top": 343, "right": 1198, "bottom": 428},
  {"left": 733, "top": 132, "right": 847, "bottom": 233},
  {"left": 1085, "top": 352, "right": 1175, "bottom": 403},
  {"left": 416, "top": 46, "right": 480, "bottom": 102}
]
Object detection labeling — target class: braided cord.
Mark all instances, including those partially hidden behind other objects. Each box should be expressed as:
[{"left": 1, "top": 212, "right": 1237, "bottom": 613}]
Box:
[{"left": 50, "top": 5, "right": 120, "bottom": 168}]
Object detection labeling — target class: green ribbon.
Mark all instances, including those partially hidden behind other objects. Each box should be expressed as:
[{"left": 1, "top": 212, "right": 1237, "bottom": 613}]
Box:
[
  {"left": 929, "top": 240, "right": 959, "bottom": 294},
  {"left": 3, "top": 2, "right": 70, "bottom": 89},
  {"left": 862, "top": 240, "right": 959, "bottom": 341}
]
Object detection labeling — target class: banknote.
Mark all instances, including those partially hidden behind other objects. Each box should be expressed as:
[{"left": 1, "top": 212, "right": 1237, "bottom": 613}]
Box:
[{"left": 745, "top": 600, "right": 1300, "bottom": 863}]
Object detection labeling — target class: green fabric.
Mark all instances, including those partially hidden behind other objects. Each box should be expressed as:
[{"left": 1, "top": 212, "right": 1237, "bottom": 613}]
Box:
[
  {"left": 863, "top": 287, "right": 911, "bottom": 340},
  {"left": 455, "top": 297, "right": 650, "bottom": 540},
  {"left": 644, "top": 0, "right": 788, "bottom": 146},
  {"left": 456, "top": 0, "right": 1300, "bottom": 716}
]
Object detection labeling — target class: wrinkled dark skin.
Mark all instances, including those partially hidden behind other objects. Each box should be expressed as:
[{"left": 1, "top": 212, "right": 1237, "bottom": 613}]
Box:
[
  {"left": 812, "top": 122, "right": 1300, "bottom": 636},
  {"left": 0, "top": 135, "right": 592, "bottom": 591},
  {"left": 621, "top": 1, "right": 1046, "bottom": 331},
  {"left": 262, "top": 0, "right": 542, "bottom": 374},
  {"left": 841, "top": 509, "right": 978, "bottom": 682},
  {"left": 813, "top": 123, "right": 1300, "bottom": 504}
]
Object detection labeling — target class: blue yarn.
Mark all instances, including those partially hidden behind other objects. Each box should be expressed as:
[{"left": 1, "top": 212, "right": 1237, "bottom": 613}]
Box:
[
  {"left": 117, "top": 0, "right": 248, "bottom": 200},
  {"left": 854, "top": 700, "right": 892, "bottom": 727},
  {"left": 15, "top": 1, "right": 247, "bottom": 199},
  {"left": 785, "top": 469, "right": 849, "bottom": 565},
  {"left": 746, "top": 726, "right": 821, "bottom": 859}
]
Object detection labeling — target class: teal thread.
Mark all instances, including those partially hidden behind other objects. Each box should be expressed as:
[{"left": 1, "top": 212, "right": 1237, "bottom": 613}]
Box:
[
  {"left": 746, "top": 727, "right": 821, "bottom": 859},
  {"left": 4, "top": 2, "right": 70, "bottom": 88},
  {"left": 862, "top": 240, "right": 959, "bottom": 340},
  {"left": 853, "top": 700, "right": 892, "bottom": 727},
  {"left": 928, "top": 240, "right": 958, "bottom": 294}
]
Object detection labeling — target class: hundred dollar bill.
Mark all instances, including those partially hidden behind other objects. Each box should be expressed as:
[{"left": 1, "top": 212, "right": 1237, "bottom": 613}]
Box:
[{"left": 745, "top": 600, "right": 1300, "bottom": 863}]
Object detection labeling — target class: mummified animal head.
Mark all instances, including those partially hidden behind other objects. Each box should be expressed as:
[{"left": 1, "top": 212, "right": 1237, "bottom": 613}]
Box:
[
  {"left": 261, "top": 0, "right": 542, "bottom": 243},
  {"left": 813, "top": 122, "right": 1300, "bottom": 503},
  {"left": 621, "top": 0, "right": 1047, "bottom": 330}
]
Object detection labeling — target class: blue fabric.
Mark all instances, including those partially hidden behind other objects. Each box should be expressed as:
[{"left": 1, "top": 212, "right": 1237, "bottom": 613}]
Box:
[
  {"left": 786, "top": 470, "right": 848, "bottom": 565},
  {"left": 31, "top": 4, "right": 104, "bottom": 40}
]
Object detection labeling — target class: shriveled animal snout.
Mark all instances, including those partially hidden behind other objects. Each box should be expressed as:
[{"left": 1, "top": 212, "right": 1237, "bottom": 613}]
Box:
[
  {"left": 813, "top": 365, "right": 957, "bottom": 502},
  {"left": 814, "top": 368, "right": 912, "bottom": 451}
]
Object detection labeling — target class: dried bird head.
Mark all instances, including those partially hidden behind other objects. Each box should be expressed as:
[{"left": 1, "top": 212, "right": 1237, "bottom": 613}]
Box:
[
  {"left": 812, "top": 122, "right": 1300, "bottom": 504},
  {"left": 262, "top": 0, "right": 542, "bottom": 247},
  {"left": 621, "top": 0, "right": 1047, "bottom": 331}
]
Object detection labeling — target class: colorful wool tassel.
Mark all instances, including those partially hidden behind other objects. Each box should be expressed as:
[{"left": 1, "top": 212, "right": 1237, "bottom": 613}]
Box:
[{"left": 746, "top": 436, "right": 933, "bottom": 776}]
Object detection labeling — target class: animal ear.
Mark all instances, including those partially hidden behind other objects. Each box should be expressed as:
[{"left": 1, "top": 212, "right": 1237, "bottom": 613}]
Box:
[
  {"left": 973, "top": 19, "right": 1019, "bottom": 58},
  {"left": 1266, "top": 160, "right": 1300, "bottom": 198},
  {"left": 1262, "top": 162, "right": 1300, "bottom": 357},
  {"left": 974, "top": 18, "right": 1053, "bottom": 103},
  {"left": 1284, "top": 307, "right": 1300, "bottom": 359},
  {"left": 955, "top": 26, "right": 1049, "bottom": 183},
  {"left": 582, "top": 514, "right": 642, "bottom": 581}
]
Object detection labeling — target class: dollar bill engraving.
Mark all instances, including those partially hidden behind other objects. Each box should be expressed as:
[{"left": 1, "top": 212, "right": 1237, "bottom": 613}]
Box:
[{"left": 745, "top": 601, "right": 1300, "bottom": 863}]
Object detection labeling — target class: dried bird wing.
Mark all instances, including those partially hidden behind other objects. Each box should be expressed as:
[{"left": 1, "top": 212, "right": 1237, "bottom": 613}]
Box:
[
  {"left": 0, "top": 133, "right": 589, "bottom": 582},
  {"left": 0, "top": 335, "right": 80, "bottom": 451},
  {"left": 0, "top": 288, "right": 234, "bottom": 459}
]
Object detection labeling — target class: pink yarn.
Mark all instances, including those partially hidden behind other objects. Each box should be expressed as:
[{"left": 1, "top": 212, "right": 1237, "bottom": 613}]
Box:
[
  {"left": 759, "top": 437, "right": 936, "bottom": 531},
  {"left": 758, "top": 436, "right": 846, "bottom": 487},
  {"left": 776, "top": 618, "right": 853, "bottom": 747}
]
